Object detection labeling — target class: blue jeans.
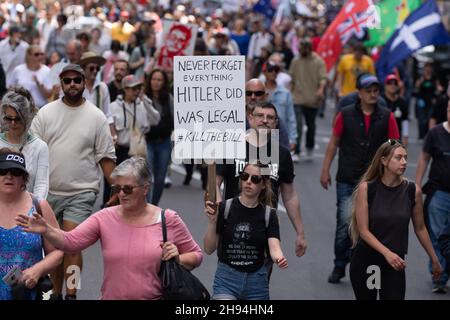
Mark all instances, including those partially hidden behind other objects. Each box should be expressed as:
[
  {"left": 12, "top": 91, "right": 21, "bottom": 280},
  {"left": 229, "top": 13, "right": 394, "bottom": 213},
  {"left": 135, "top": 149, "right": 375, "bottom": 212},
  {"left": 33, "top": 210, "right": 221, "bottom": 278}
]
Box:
[
  {"left": 212, "top": 262, "right": 270, "bottom": 300},
  {"left": 334, "top": 182, "right": 355, "bottom": 268},
  {"left": 147, "top": 137, "right": 172, "bottom": 205},
  {"left": 427, "top": 190, "right": 450, "bottom": 286}
]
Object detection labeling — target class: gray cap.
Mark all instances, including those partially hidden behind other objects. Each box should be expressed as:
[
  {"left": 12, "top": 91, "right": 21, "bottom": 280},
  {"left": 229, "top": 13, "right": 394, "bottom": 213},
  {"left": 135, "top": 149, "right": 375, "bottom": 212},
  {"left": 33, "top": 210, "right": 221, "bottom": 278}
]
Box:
[
  {"left": 122, "top": 75, "right": 142, "bottom": 88},
  {"left": 59, "top": 64, "right": 85, "bottom": 78}
]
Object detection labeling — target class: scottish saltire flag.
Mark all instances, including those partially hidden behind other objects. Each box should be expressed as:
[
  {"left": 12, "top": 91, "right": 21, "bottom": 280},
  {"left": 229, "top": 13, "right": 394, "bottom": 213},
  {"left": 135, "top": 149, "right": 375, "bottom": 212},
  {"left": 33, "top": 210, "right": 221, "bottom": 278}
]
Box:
[
  {"left": 253, "top": 0, "right": 276, "bottom": 20},
  {"left": 376, "top": 0, "right": 450, "bottom": 81}
]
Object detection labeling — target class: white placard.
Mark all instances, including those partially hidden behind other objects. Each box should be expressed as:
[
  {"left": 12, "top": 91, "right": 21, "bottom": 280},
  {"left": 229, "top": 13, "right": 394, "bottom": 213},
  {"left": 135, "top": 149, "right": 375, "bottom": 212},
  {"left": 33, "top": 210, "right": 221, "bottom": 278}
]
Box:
[{"left": 173, "top": 55, "right": 246, "bottom": 161}]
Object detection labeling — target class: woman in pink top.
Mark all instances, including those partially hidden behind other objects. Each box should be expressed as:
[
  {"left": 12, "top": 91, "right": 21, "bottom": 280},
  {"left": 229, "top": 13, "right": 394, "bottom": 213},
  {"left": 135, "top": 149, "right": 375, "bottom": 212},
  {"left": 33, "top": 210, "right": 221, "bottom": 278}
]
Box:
[{"left": 16, "top": 156, "right": 203, "bottom": 300}]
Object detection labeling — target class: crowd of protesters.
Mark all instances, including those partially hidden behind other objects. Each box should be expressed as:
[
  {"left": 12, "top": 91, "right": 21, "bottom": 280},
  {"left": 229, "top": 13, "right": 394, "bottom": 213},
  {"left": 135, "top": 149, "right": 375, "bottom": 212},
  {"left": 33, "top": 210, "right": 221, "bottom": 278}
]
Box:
[{"left": 0, "top": 0, "right": 449, "bottom": 301}]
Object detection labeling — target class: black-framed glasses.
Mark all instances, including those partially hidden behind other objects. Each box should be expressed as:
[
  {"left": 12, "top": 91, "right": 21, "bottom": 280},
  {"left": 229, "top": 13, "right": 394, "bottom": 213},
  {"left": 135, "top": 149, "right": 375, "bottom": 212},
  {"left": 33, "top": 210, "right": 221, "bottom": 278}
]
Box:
[
  {"left": 0, "top": 168, "right": 24, "bottom": 177},
  {"left": 3, "top": 115, "right": 22, "bottom": 123},
  {"left": 252, "top": 112, "right": 277, "bottom": 122},
  {"left": 245, "top": 90, "right": 265, "bottom": 97},
  {"left": 62, "top": 77, "right": 83, "bottom": 85},
  {"left": 111, "top": 184, "right": 144, "bottom": 195},
  {"left": 240, "top": 172, "right": 264, "bottom": 184}
]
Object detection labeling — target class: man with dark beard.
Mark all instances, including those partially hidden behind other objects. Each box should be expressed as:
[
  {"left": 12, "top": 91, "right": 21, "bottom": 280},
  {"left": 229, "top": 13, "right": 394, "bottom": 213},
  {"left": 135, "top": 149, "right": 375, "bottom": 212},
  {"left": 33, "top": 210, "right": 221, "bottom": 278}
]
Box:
[{"left": 30, "top": 64, "right": 116, "bottom": 300}]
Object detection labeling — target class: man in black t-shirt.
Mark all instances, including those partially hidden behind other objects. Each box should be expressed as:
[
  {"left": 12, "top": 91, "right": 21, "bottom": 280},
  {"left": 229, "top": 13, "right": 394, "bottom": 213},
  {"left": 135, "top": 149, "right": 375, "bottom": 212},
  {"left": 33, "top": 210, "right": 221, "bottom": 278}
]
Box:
[
  {"left": 216, "top": 102, "right": 307, "bottom": 257},
  {"left": 429, "top": 86, "right": 449, "bottom": 129},
  {"left": 416, "top": 103, "right": 450, "bottom": 293}
]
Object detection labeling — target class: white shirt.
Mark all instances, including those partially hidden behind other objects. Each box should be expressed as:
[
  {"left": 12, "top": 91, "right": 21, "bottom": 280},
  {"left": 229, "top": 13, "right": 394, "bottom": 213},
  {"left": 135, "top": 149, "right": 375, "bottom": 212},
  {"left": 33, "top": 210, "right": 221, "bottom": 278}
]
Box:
[
  {"left": 30, "top": 98, "right": 116, "bottom": 196},
  {"left": 0, "top": 133, "right": 49, "bottom": 199},
  {"left": 247, "top": 32, "right": 272, "bottom": 60},
  {"left": 9, "top": 64, "right": 52, "bottom": 108},
  {"left": 0, "top": 38, "right": 29, "bottom": 79}
]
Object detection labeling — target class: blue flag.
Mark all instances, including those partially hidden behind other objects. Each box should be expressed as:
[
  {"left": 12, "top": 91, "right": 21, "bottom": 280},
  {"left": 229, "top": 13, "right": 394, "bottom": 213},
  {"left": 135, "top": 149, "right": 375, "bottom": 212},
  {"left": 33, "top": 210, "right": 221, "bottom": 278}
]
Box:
[
  {"left": 376, "top": 0, "right": 450, "bottom": 82},
  {"left": 253, "top": 0, "right": 276, "bottom": 20}
]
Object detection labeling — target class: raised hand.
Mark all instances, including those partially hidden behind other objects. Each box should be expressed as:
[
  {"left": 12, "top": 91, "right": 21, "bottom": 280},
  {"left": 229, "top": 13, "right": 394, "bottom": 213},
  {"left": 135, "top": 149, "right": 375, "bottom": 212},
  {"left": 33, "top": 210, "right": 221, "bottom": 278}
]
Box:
[{"left": 15, "top": 213, "right": 48, "bottom": 234}]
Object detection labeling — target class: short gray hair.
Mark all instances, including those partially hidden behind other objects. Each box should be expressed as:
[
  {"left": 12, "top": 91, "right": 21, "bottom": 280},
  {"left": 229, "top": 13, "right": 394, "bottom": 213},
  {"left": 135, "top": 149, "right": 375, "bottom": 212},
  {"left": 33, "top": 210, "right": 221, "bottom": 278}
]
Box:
[{"left": 110, "top": 156, "right": 152, "bottom": 185}]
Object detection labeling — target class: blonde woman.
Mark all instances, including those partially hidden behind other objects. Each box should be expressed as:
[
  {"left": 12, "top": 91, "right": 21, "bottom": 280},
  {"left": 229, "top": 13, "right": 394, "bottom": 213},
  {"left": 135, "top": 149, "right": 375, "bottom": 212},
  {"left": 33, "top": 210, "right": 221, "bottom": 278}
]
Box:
[{"left": 349, "top": 139, "right": 442, "bottom": 300}]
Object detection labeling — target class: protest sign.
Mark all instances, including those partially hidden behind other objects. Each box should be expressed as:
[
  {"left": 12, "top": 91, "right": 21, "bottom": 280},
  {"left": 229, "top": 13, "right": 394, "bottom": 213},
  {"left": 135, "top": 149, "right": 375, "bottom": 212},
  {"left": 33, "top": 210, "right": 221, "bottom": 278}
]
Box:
[
  {"left": 157, "top": 21, "right": 198, "bottom": 71},
  {"left": 173, "top": 55, "right": 246, "bottom": 162}
]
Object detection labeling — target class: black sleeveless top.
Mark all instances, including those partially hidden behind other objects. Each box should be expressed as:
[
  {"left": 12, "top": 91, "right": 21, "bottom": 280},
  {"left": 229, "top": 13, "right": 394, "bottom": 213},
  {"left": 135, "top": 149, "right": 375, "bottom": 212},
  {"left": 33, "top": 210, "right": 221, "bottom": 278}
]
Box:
[{"left": 366, "top": 179, "right": 416, "bottom": 255}]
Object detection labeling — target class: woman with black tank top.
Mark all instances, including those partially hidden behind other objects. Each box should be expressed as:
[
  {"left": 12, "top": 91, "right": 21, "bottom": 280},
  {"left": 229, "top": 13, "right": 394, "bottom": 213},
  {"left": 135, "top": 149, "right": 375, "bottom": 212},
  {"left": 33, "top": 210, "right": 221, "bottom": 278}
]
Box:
[
  {"left": 203, "top": 163, "right": 288, "bottom": 300},
  {"left": 349, "top": 140, "right": 442, "bottom": 300}
]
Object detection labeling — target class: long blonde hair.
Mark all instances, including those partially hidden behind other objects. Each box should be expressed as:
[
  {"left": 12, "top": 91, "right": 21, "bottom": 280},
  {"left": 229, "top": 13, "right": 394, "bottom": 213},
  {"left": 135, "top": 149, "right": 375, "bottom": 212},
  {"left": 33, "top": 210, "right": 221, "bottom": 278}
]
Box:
[{"left": 349, "top": 140, "right": 405, "bottom": 247}]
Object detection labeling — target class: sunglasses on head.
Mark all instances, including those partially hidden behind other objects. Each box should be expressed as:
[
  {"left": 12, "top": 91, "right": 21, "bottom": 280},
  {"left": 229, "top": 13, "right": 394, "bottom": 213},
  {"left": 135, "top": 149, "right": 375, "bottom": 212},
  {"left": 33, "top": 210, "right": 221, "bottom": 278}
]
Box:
[
  {"left": 0, "top": 168, "right": 24, "bottom": 176},
  {"left": 3, "top": 115, "right": 22, "bottom": 123},
  {"left": 240, "top": 172, "right": 264, "bottom": 184},
  {"left": 245, "top": 90, "right": 265, "bottom": 97},
  {"left": 387, "top": 139, "right": 401, "bottom": 146},
  {"left": 62, "top": 77, "right": 83, "bottom": 85},
  {"left": 111, "top": 184, "right": 144, "bottom": 195}
]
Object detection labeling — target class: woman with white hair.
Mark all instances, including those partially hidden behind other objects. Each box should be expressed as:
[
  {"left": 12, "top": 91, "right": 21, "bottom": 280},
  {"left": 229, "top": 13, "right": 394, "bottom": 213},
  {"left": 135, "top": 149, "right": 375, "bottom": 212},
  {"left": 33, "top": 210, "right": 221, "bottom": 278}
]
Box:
[
  {"left": 17, "top": 156, "right": 203, "bottom": 300},
  {"left": 0, "top": 87, "right": 49, "bottom": 199}
]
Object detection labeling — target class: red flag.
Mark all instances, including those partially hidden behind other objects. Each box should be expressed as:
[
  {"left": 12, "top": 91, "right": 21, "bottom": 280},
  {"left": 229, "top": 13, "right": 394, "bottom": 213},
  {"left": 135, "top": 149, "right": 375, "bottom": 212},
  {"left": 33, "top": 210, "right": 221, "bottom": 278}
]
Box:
[{"left": 317, "top": 0, "right": 374, "bottom": 71}]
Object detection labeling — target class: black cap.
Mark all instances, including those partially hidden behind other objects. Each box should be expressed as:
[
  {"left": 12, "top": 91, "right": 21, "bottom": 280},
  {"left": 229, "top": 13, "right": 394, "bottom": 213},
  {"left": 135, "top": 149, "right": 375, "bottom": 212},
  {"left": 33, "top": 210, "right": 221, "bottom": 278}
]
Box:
[
  {"left": 356, "top": 73, "right": 380, "bottom": 90},
  {"left": 0, "top": 152, "right": 27, "bottom": 172}
]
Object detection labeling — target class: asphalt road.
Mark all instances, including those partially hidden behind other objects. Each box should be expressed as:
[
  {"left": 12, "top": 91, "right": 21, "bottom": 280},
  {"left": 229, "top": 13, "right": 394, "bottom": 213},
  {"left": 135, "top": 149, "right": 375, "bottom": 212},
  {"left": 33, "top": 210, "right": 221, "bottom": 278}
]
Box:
[{"left": 72, "top": 103, "right": 449, "bottom": 300}]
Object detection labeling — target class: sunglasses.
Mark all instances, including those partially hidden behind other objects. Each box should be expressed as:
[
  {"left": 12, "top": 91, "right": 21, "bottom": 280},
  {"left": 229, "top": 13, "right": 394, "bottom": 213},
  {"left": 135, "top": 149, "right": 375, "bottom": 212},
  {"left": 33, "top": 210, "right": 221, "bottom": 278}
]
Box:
[
  {"left": 33, "top": 52, "right": 44, "bottom": 57},
  {"left": 62, "top": 77, "right": 83, "bottom": 85},
  {"left": 0, "top": 168, "right": 24, "bottom": 177},
  {"left": 88, "top": 66, "right": 100, "bottom": 73},
  {"left": 240, "top": 172, "right": 264, "bottom": 184},
  {"left": 245, "top": 90, "right": 265, "bottom": 97},
  {"left": 111, "top": 184, "right": 144, "bottom": 195},
  {"left": 3, "top": 115, "right": 22, "bottom": 123},
  {"left": 267, "top": 66, "right": 280, "bottom": 73}
]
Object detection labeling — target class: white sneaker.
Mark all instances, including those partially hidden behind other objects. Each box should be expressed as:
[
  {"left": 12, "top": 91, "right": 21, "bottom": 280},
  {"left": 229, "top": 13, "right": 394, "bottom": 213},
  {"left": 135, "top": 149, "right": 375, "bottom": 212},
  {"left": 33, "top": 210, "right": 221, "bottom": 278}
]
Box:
[
  {"left": 291, "top": 153, "right": 300, "bottom": 163},
  {"left": 164, "top": 176, "right": 172, "bottom": 188}
]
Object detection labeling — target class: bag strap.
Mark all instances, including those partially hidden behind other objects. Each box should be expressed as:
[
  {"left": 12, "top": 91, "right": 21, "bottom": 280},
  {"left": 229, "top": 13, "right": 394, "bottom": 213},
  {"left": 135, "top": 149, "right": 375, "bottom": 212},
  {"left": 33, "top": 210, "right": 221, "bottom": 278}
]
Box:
[{"left": 161, "top": 209, "right": 167, "bottom": 243}]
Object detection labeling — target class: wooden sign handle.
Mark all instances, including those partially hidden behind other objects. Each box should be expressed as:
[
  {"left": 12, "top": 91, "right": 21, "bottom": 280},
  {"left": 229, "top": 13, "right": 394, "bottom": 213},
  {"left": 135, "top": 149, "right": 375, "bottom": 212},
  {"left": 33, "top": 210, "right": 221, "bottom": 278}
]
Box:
[{"left": 206, "top": 162, "right": 216, "bottom": 203}]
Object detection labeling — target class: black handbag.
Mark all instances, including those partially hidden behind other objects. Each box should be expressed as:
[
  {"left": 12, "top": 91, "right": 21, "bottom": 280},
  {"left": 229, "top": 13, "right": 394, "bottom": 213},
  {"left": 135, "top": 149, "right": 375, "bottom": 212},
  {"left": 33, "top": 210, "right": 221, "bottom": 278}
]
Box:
[{"left": 158, "top": 209, "right": 210, "bottom": 300}]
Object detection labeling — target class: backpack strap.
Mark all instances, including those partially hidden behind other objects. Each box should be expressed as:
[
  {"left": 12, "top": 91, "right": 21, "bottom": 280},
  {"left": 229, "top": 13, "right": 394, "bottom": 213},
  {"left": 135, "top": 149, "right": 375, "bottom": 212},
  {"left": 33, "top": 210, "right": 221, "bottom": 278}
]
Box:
[
  {"left": 224, "top": 198, "right": 233, "bottom": 221},
  {"left": 161, "top": 209, "right": 167, "bottom": 243}
]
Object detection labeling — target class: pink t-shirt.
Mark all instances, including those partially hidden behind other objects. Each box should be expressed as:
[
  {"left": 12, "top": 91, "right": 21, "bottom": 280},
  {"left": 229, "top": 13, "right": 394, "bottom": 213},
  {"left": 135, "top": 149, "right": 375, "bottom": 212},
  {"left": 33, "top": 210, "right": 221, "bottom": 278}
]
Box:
[{"left": 59, "top": 206, "right": 203, "bottom": 300}]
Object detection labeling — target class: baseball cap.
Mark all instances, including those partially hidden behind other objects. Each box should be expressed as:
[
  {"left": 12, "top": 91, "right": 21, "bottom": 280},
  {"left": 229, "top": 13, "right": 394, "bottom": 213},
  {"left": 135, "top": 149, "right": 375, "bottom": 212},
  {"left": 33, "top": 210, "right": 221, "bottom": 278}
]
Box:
[
  {"left": 384, "top": 74, "right": 399, "bottom": 84},
  {"left": 122, "top": 75, "right": 142, "bottom": 88},
  {"left": 356, "top": 74, "right": 380, "bottom": 90},
  {"left": 59, "top": 64, "right": 85, "bottom": 78},
  {"left": 0, "top": 152, "right": 27, "bottom": 173}
]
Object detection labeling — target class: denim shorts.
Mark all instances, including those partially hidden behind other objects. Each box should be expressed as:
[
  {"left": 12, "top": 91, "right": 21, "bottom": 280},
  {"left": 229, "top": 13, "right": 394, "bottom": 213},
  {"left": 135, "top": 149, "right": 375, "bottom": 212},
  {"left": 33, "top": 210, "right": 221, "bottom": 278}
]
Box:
[{"left": 212, "top": 262, "right": 269, "bottom": 300}]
